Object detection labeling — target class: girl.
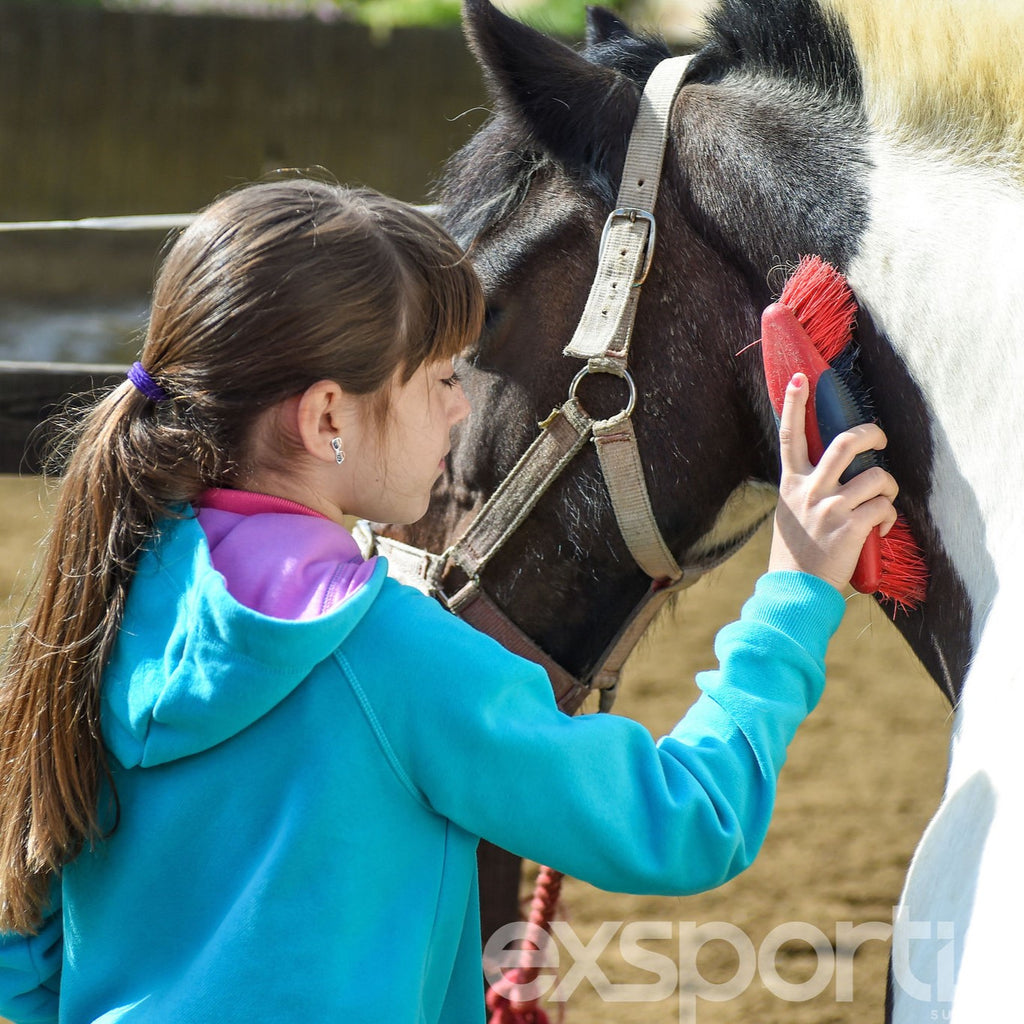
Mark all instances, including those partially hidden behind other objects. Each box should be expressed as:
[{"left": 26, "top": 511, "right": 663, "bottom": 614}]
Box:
[{"left": 0, "top": 178, "right": 897, "bottom": 1023}]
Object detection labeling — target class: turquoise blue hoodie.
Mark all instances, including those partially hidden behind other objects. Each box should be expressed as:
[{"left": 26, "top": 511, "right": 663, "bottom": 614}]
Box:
[{"left": 0, "top": 508, "right": 844, "bottom": 1023}]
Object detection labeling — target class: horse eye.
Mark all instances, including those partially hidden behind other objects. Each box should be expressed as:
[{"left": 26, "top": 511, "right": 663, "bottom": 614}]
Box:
[
  {"left": 483, "top": 305, "right": 503, "bottom": 332},
  {"left": 470, "top": 304, "right": 506, "bottom": 367}
]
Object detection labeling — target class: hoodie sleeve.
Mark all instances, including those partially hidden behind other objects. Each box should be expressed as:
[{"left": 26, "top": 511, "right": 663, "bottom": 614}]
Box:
[
  {"left": 344, "top": 570, "right": 845, "bottom": 896},
  {"left": 0, "top": 891, "right": 62, "bottom": 1024}
]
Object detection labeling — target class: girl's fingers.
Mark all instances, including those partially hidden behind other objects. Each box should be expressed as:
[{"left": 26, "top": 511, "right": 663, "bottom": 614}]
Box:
[
  {"left": 777, "top": 373, "right": 810, "bottom": 474},
  {"left": 772, "top": 379, "right": 904, "bottom": 588},
  {"left": 848, "top": 494, "right": 899, "bottom": 537},
  {"left": 840, "top": 464, "right": 899, "bottom": 508},
  {"left": 816, "top": 422, "right": 888, "bottom": 484}
]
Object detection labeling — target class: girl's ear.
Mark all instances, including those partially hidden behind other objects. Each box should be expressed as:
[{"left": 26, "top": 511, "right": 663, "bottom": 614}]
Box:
[{"left": 294, "top": 379, "right": 351, "bottom": 464}]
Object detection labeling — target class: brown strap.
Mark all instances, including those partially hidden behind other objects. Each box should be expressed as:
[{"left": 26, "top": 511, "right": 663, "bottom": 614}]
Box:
[{"left": 459, "top": 590, "right": 593, "bottom": 715}]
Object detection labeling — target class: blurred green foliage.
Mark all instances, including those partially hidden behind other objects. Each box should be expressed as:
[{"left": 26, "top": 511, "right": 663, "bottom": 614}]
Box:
[
  {"left": 349, "top": 0, "right": 635, "bottom": 35},
  {"left": 347, "top": 0, "right": 462, "bottom": 30},
  {"left": 41, "top": 0, "right": 642, "bottom": 38}
]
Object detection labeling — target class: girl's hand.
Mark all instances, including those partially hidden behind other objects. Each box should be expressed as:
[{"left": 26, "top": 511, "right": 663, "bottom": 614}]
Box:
[{"left": 768, "top": 373, "right": 899, "bottom": 592}]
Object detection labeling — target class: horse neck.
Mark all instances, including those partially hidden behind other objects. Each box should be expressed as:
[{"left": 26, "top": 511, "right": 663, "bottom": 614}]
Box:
[
  {"left": 673, "top": 77, "right": 870, "bottom": 288},
  {"left": 674, "top": 74, "right": 1024, "bottom": 701},
  {"left": 846, "top": 145, "right": 1024, "bottom": 700}
]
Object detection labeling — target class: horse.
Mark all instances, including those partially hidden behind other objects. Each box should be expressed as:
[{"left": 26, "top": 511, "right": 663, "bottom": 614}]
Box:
[{"left": 382, "top": 0, "right": 1024, "bottom": 1019}]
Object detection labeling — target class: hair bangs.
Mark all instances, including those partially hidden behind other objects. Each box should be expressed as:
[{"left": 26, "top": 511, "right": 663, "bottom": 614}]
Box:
[
  {"left": 420, "top": 253, "right": 486, "bottom": 367},
  {"left": 389, "top": 207, "right": 485, "bottom": 380}
]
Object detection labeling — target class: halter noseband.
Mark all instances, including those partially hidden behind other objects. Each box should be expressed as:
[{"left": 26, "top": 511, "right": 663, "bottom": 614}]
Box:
[{"left": 356, "top": 56, "right": 722, "bottom": 712}]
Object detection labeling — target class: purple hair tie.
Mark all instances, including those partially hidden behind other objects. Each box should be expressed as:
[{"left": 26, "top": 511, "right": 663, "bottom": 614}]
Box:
[{"left": 127, "top": 361, "right": 169, "bottom": 403}]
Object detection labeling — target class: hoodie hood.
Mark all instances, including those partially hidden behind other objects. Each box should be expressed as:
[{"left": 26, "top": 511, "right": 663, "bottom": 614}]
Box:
[{"left": 102, "top": 514, "right": 387, "bottom": 769}]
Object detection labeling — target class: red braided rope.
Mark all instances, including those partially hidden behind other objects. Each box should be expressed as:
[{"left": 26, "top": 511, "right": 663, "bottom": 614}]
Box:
[{"left": 485, "top": 865, "right": 565, "bottom": 1024}]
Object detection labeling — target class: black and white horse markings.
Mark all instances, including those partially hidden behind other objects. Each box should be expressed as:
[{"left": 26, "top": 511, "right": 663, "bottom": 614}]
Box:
[{"left": 394, "top": 0, "right": 1024, "bottom": 1018}]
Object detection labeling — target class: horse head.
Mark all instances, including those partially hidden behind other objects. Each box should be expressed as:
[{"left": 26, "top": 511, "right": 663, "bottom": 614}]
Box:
[
  {"left": 394, "top": 1, "right": 788, "bottom": 685},
  {"left": 390, "top": 0, "right": 978, "bottom": 702}
]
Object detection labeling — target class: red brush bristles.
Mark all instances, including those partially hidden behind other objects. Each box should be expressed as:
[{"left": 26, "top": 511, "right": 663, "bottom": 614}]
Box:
[
  {"left": 774, "top": 255, "right": 929, "bottom": 611},
  {"left": 778, "top": 255, "right": 858, "bottom": 364},
  {"left": 877, "top": 517, "right": 929, "bottom": 612}
]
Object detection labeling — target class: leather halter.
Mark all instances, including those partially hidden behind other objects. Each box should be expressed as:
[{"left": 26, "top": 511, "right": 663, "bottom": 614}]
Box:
[{"left": 356, "top": 56, "right": 714, "bottom": 714}]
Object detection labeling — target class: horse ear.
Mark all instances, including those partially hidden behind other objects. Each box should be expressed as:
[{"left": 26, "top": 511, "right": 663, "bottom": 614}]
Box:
[
  {"left": 584, "top": 6, "right": 634, "bottom": 47},
  {"left": 462, "top": 0, "right": 638, "bottom": 184}
]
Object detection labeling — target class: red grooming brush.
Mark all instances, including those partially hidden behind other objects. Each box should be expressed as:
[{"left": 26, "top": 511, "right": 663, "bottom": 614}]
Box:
[{"left": 761, "top": 255, "right": 928, "bottom": 610}]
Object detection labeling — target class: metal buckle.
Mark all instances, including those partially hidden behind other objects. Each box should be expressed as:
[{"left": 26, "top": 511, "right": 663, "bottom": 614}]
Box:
[
  {"left": 598, "top": 207, "right": 656, "bottom": 287},
  {"left": 568, "top": 364, "right": 637, "bottom": 420},
  {"left": 428, "top": 546, "right": 482, "bottom": 613}
]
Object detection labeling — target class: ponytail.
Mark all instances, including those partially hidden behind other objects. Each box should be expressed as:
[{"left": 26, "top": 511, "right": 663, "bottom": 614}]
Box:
[{"left": 0, "top": 380, "right": 223, "bottom": 932}]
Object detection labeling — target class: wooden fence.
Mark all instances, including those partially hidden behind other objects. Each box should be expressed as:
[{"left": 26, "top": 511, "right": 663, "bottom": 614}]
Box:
[
  {"left": 0, "top": 361, "right": 124, "bottom": 475},
  {"left": 0, "top": 4, "right": 485, "bottom": 300},
  {"left": 0, "top": 4, "right": 483, "bottom": 223}
]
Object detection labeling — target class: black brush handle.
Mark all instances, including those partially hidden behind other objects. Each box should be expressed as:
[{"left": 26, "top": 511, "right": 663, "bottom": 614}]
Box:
[
  {"left": 814, "top": 369, "right": 880, "bottom": 480},
  {"left": 814, "top": 368, "right": 883, "bottom": 593}
]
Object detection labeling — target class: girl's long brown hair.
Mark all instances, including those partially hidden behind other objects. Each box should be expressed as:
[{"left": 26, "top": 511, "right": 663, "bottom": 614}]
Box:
[{"left": 0, "top": 179, "right": 484, "bottom": 932}]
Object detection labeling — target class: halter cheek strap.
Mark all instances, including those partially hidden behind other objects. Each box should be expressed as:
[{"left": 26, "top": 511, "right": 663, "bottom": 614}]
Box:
[{"left": 561, "top": 54, "right": 692, "bottom": 583}]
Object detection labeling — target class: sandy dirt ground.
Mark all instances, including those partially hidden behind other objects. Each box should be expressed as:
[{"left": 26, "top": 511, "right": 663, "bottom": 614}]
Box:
[
  {"left": 522, "top": 533, "right": 952, "bottom": 1024},
  {"left": 0, "top": 475, "right": 951, "bottom": 1024}
]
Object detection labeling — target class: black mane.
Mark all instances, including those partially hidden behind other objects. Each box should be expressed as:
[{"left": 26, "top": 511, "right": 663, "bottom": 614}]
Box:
[{"left": 688, "top": 0, "right": 862, "bottom": 102}]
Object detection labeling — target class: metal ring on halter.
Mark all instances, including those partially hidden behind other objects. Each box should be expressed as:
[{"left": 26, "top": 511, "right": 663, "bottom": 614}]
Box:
[
  {"left": 430, "top": 545, "right": 482, "bottom": 613},
  {"left": 598, "top": 208, "right": 657, "bottom": 287},
  {"left": 568, "top": 364, "right": 638, "bottom": 420}
]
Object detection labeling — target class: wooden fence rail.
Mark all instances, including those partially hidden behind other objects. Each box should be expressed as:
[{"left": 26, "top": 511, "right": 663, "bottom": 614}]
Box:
[{"left": 0, "top": 361, "right": 125, "bottom": 475}]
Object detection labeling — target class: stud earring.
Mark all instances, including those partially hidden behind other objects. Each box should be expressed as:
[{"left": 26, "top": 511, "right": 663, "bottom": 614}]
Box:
[{"left": 330, "top": 437, "right": 345, "bottom": 465}]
